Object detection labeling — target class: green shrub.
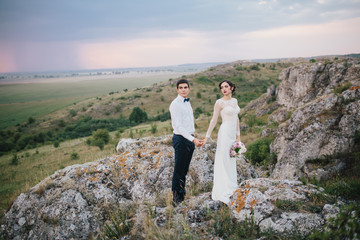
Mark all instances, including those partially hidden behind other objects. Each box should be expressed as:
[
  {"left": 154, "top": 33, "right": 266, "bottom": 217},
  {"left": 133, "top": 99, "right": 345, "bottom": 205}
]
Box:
[
  {"left": 324, "top": 179, "right": 360, "bottom": 200},
  {"left": 92, "top": 129, "right": 110, "bottom": 144},
  {"left": 194, "top": 107, "right": 203, "bottom": 118},
  {"left": 129, "top": 107, "right": 148, "bottom": 123},
  {"left": 274, "top": 200, "right": 300, "bottom": 211},
  {"left": 69, "top": 109, "right": 77, "bottom": 117},
  {"left": 28, "top": 117, "right": 35, "bottom": 124},
  {"left": 151, "top": 111, "right": 170, "bottom": 122},
  {"left": 53, "top": 141, "right": 60, "bottom": 148},
  {"left": 310, "top": 203, "right": 360, "bottom": 240},
  {"left": 245, "top": 137, "right": 275, "bottom": 165},
  {"left": 70, "top": 152, "right": 79, "bottom": 160},
  {"left": 57, "top": 120, "right": 66, "bottom": 128},
  {"left": 10, "top": 153, "right": 19, "bottom": 165},
  {"left": 236, "top": 65, "right": 244, "bottom": 71},
  {"left": 250, "top": 64, "right": 260, "bottom": 71},
  {"left": 93, "top": 138, "right": 105, "bottom": 150},
  {"left": 333, "top": 82, "right": 351, "bottom": 94},
  {"left": 196, "top": 92, "right": 202, "bottom": 98},
  {"left": 150, "top": 123, "right": 157, "bottom": 134}
]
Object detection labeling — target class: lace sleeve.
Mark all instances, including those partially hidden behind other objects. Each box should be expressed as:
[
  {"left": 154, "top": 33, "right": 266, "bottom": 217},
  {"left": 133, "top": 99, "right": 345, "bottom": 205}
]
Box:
[
  {"left": 206, "top": 100, "right": 222, "bottom": 138},
  {"left": 235, "top": 99, "right": 240, "bottom": 136}
]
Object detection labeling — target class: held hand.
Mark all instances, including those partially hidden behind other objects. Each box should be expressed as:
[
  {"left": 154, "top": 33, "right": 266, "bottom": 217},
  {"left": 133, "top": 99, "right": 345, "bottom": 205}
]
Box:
[
  {"left": 236, "top": 136, "right": 241, "bottom": 142},
  {"left": 193, "top": 138, "right": 203, "bottom": 147}
]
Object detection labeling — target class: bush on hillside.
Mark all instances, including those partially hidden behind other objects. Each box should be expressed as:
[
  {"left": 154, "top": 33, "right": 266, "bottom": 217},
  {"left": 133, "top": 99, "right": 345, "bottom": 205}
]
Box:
[
  {"left": 129, "top": 107, "right": 148, "bottom": 123},
  {"left": 245, "top": 137, "right": 276, "bottom": 166},
  {"left": 92, "top": 129, "right": 110, "bottom": 144}
]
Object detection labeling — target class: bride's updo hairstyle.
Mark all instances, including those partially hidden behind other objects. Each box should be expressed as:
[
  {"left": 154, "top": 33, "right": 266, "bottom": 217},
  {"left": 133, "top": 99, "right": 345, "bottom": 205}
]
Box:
[{"left": 219, "top": 80, "right": 236, "bottom": 93}]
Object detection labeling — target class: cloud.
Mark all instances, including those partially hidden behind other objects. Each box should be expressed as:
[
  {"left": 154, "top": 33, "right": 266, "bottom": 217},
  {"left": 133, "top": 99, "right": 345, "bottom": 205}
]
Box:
[
  {"left": 0, "top": 40, "right": 83, "bottom": 72},
  {"left": 77, "top": 16, "right": 360, "bottom": 70},
  {"left": 79, "top": 31, "right": 217, "bottom": 68},
  {"left": 0, "top": 43, "right": 17, "bottom": 72},
  {"left": 240, "top": 17, "right": 360, "bottom": 58},
  {"left": 1, "top": 1, "right": 360, "bottom": 72}
]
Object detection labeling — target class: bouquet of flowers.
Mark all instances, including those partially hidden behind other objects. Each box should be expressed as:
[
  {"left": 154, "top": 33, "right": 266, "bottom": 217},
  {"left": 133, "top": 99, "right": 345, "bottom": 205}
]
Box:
[{"left": 230, "top": 141, "right": 247, "bottom": 157}]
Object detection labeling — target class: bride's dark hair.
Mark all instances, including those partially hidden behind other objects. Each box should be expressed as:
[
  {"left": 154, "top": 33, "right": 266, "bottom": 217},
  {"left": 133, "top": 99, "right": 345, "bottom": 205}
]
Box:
[{"left": 219, "top": 80, "right": 236, "bottom": 93}]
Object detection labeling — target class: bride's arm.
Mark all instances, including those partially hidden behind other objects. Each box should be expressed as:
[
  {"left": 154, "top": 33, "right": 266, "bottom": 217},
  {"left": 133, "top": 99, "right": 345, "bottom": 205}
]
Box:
[
  {"left": 204, "top": 101, "right": 221, "bottom": 143},
  {"left": 236, "top": 117, "right": 241, "bottom": 142},
  {"left": 236, "top": 99, "right": 241, "bottom": 142}
]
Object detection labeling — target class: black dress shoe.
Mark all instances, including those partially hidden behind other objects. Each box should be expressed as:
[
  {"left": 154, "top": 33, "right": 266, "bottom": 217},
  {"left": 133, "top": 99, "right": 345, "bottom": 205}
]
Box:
[{"left": 172, "top": 199, "right": 183, "bottom": 207}]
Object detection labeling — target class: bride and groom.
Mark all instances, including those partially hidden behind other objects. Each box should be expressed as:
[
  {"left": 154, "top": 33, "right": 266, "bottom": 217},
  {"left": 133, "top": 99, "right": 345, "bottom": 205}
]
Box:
[{"left": 169, "top": 78, "right": 241, "bottom": 206}]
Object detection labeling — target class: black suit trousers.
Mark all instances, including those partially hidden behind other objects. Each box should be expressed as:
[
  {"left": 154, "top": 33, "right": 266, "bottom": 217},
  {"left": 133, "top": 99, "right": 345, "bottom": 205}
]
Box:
[{"left": 172, "top": 134, "right": 195, "bottom": 203}]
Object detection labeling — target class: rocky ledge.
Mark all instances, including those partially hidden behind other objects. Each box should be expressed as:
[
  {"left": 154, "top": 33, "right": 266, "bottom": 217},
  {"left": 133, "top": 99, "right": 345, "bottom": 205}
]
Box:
[{"left": 0, "top": 136, "right": 346, "bottom": 239}]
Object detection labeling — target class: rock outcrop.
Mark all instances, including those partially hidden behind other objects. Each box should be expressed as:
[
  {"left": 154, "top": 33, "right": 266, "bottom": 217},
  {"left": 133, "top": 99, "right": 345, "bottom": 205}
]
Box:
[
  {"left": 1, "top": 136, "right": 345, "bottom": 239},
  {"left": 271, "top": 59, "right": 360, "bottom": 179},
  {"left": 1, "top": 136, "right": 258, "bottom": 239}
]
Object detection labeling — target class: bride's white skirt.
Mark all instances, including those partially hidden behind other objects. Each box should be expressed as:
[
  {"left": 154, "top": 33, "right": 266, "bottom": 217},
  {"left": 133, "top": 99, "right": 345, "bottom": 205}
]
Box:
[{"left": 211, "top": 122, "right": 238, "bottom": 204}]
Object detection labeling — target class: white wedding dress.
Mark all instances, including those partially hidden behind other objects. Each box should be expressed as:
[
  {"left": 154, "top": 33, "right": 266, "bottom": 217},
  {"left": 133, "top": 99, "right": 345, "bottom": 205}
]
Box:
[{"left": 206, "top": 98, "right": 241, "bottom": 204}]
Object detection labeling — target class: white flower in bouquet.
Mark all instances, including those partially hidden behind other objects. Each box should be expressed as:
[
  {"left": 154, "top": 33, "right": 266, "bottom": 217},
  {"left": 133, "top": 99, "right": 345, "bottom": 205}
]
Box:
[{"left": 230, "top": 141, "right": 247, "bottom": 157}]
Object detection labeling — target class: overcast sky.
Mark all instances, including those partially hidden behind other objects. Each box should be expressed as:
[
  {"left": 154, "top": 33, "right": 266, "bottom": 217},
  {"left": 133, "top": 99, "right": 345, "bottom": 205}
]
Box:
[{"left": 0, "top": 0, "right": 359, "bottom": 73}]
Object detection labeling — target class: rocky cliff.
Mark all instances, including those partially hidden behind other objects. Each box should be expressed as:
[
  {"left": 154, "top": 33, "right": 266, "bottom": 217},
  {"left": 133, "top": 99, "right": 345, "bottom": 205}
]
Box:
[
  {"left": 244, "top": 58, "right": 360, "bottom": 180},
  {"left": 271, "top": 59, "right": 360, "bottom": 180}
]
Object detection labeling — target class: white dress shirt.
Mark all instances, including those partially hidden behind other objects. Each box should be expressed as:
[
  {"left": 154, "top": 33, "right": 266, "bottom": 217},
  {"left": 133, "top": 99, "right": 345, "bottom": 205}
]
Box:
[{"left": 169, "top": 94, "right": 195, "bottom": 142}]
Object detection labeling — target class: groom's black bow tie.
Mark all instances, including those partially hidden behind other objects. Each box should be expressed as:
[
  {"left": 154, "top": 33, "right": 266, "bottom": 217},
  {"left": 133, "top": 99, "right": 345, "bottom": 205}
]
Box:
[{"left": 184, "top": 98, "right": 190, "bottom": 102}]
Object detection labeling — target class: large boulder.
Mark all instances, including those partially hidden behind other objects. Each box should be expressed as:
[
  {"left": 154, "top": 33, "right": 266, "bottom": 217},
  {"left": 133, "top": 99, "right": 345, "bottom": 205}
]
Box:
[{"left": 0, "top": 136, "right": 257, "bottom": 239}]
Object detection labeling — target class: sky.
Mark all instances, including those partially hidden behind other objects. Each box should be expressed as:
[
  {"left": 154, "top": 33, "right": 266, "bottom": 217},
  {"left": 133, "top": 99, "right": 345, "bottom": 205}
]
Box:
[{"left": 0, "top": 0, "right": 360, "bottom": 73}]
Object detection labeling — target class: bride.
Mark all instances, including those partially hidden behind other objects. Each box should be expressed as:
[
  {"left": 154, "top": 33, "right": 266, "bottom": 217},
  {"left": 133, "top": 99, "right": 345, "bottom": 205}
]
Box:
[{"left": 203, "top": 80, "right": 241, "bottom": 204}]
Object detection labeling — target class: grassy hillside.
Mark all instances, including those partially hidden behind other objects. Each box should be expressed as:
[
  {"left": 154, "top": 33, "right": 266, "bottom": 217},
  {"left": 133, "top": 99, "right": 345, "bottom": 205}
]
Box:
[
  {"left": 0, "top": 73, "right": 185, "bottom": 129},
  {"left": 0, "top": 60, "right": 297, "bottom": 220}
]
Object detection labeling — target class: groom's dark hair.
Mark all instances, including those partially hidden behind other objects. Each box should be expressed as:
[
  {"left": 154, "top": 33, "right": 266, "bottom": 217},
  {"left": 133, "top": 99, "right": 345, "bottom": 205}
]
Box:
[{"left": 176, "top": 79, "right": 190, "bottom": 89}]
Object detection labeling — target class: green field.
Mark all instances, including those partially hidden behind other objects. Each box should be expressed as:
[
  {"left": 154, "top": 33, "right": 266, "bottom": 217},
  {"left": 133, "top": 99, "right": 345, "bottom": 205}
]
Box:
[{"left": 0, "top": 73, "right": 181, "bottom": 129}]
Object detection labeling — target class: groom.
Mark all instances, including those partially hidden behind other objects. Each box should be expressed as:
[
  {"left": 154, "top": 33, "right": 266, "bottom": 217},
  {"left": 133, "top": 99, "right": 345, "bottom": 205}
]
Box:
[{"left": 169, "top": 79, "right": 203, "bottom": 206}]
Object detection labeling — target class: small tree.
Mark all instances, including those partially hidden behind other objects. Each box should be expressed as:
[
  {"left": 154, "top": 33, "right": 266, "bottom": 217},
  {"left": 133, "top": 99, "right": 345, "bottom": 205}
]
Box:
[
  {"left": 129, "top": 107, "right": 148, "bottom": 123},
  {"left": 69, "top": 109, "right": 77, "bottom": 117},
  {"left": 10, "top": 153, "right": 19, "bottom": 165},
  {"left": 28, "top": 117, "right": 35, "bottom": 124},
  {"left": 71, "top": 152, "right": 79, "bottom": 160},
  {"left": 53, "top": 141, "right": 60, "bottom": 148},
  {"left": 92, "top": 129, "right": 110, "bottom": 144},
  {"left": 150, "top": 123, "right": 158, "bottom": 134}
]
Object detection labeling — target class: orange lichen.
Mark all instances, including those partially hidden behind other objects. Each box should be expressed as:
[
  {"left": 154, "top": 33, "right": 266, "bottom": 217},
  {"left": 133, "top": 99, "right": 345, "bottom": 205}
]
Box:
[
  {"left": 350, "top": 85, "right": 360, "bottom": 91},
  {"left": 249, "top": 199, "right": 257, "bottom": 210},
  {"left": 153, "top": 152, "right": 163, "bottom": 170},
  {"left": 113, "top": 152, "right": 137, "bottom": 179},
  {"left": 89, "top": 175, "right": 100, "bottom": 182},
  {"left": 231, "top": 184, "right": 251, "bottom": 213}
]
